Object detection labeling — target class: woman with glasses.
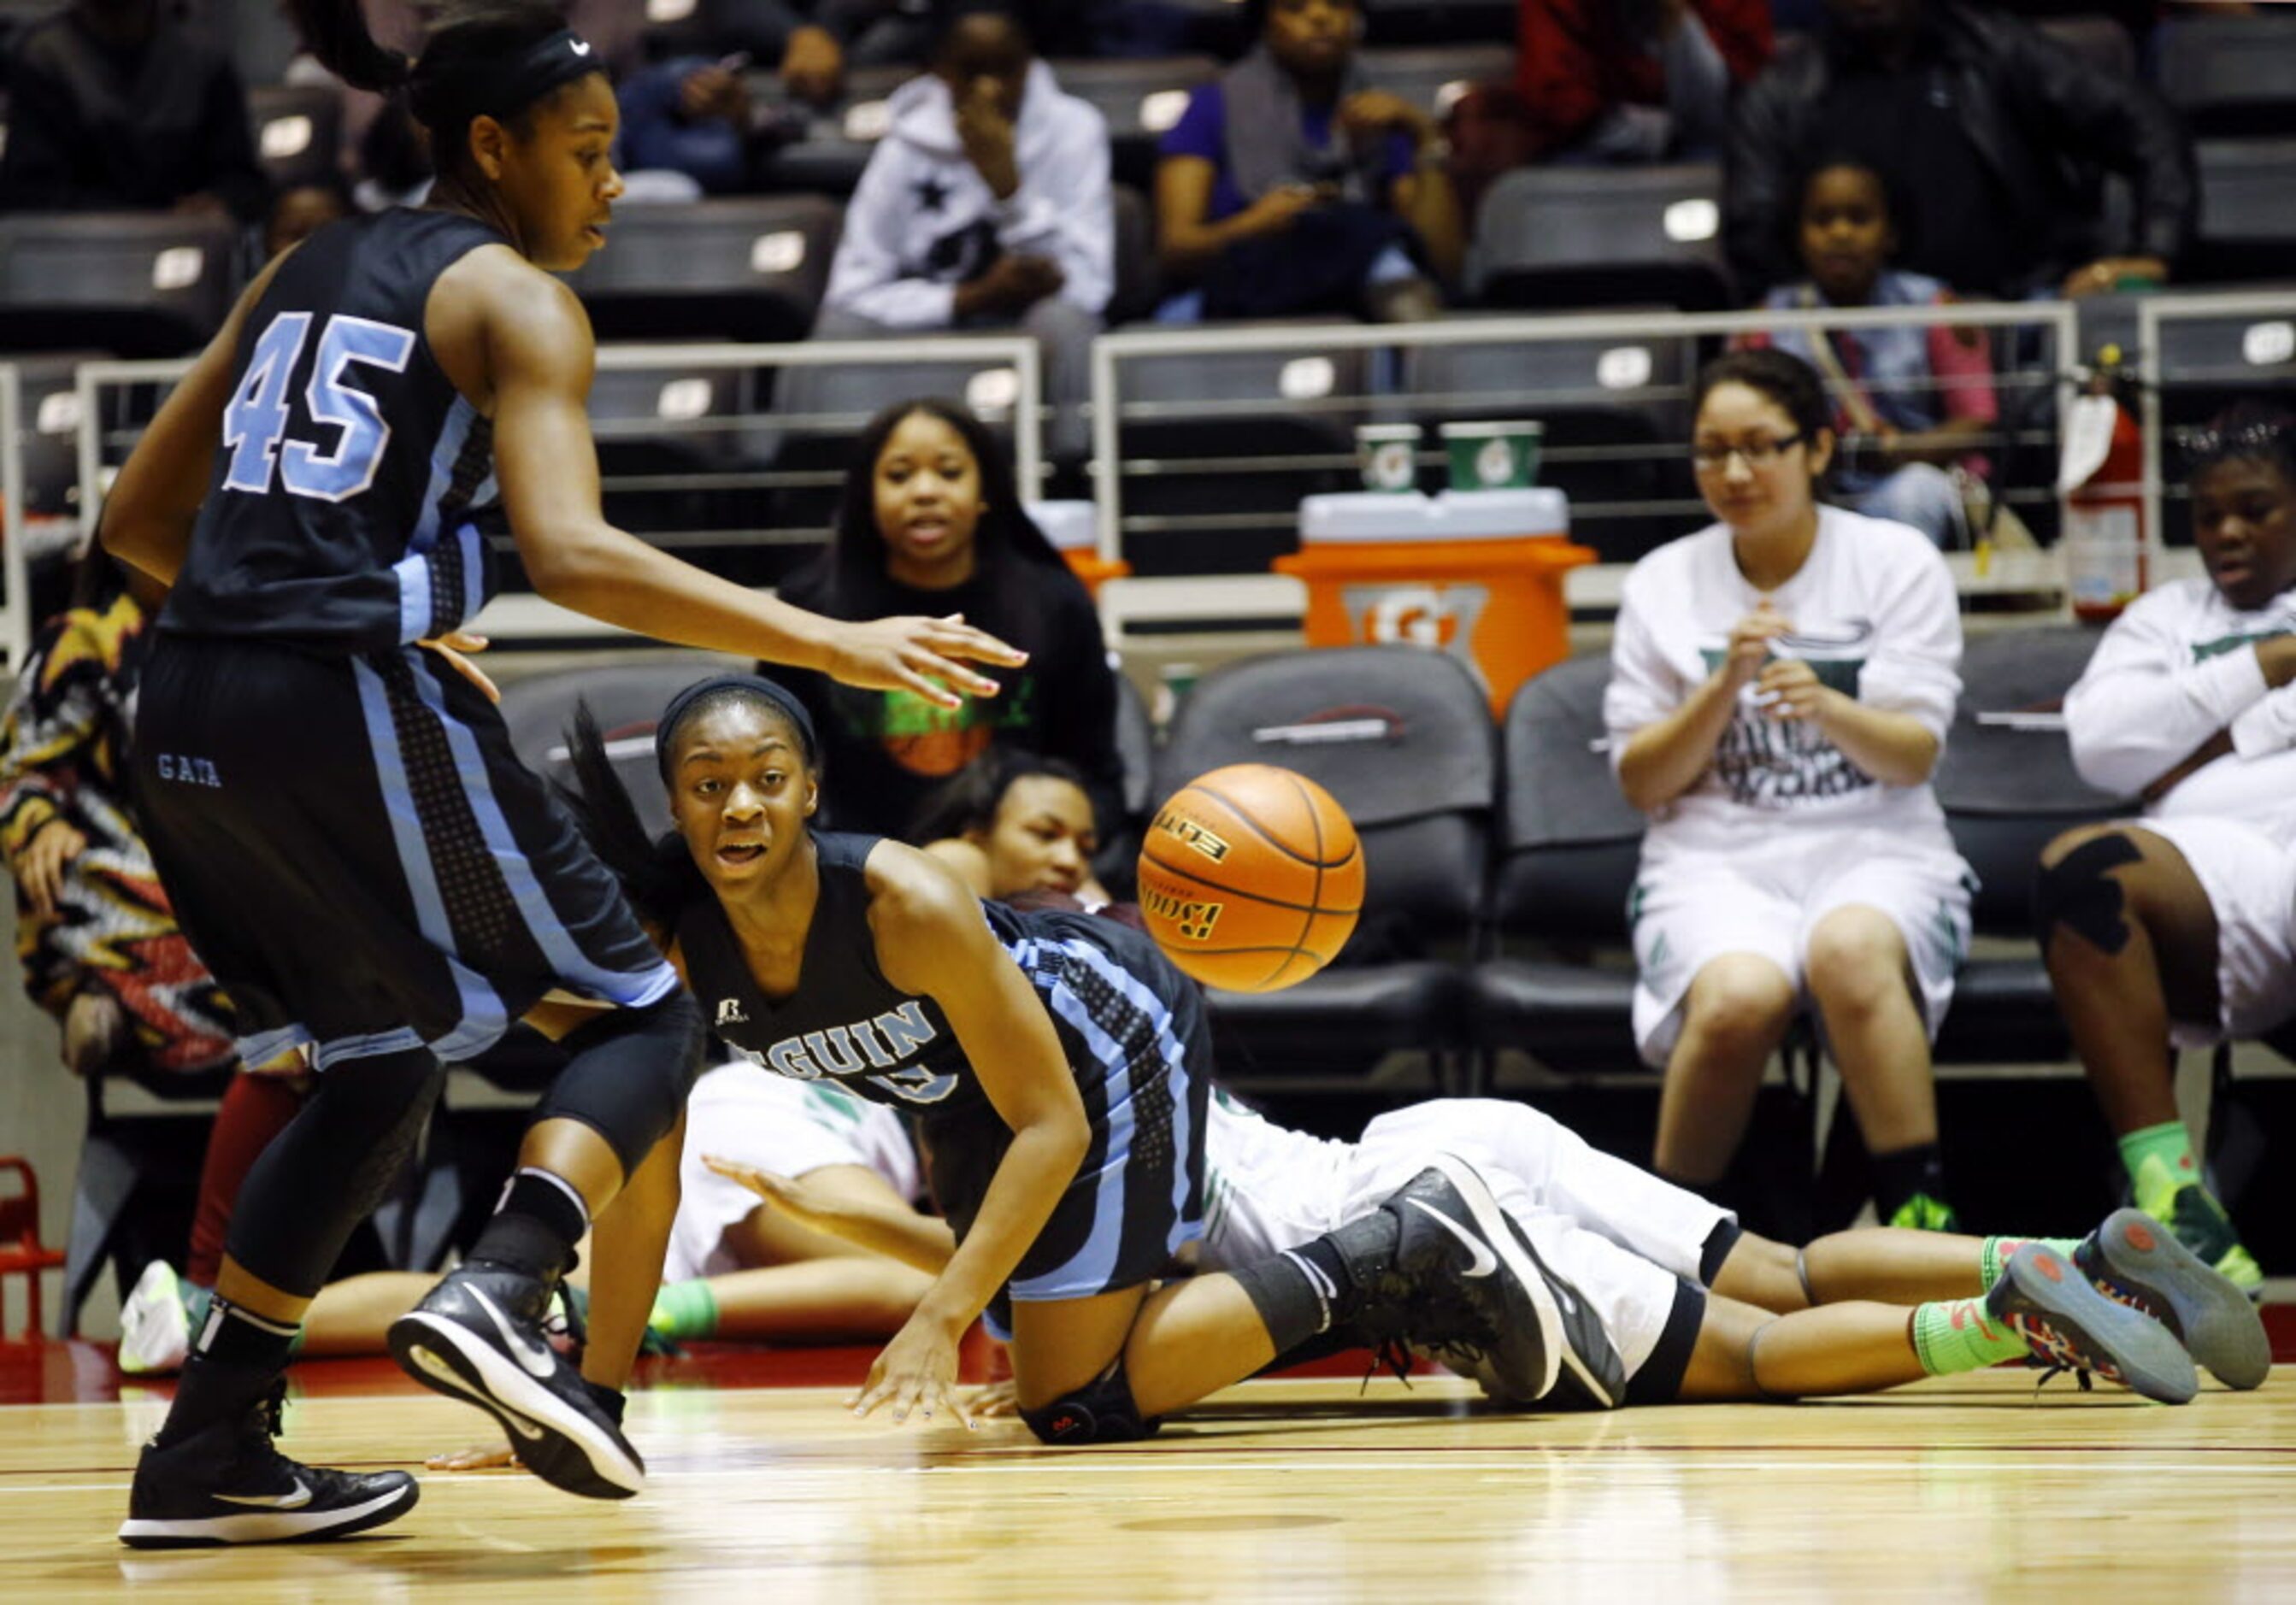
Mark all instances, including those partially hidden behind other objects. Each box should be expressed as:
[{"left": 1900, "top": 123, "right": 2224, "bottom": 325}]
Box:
[{"left": 1604, "top": 348, "right": 1973, "bottom": 1233}]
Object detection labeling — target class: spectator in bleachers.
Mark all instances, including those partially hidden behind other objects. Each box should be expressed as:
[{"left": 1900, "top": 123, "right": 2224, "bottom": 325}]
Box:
[
  {"left": 911, "top": 749, "right": 1113, "bottom": 906},
  {"left": 1153, "top": 0, "right": 1463, "bottom": 322},
  {"left": 811, "top": 9, "right": 1110, "bottom": 456},
  {"left": 771, "top": 397, "right": 1127, "bottom": 840},
  {"left": 616, "top": 50, "right": 768, "bottom": 194},
  {"left": 1606, "top": 348, "right": 1971, "bottom": 1232},
  {"left": 0, "top": 0, "right": 268, "bottom": 221},
  {"left": 1736, "top": 158, "right": 1997, "bottom": 547},
  {"left": 1724, "top": 0, "right": 2196, "bottom": 301},
  {"left": 1515, "top": 0, "right": 1772, "bottom": 163},
  {"left": 2037, "top": 404, "right": 2296, "bottom": 1296}
]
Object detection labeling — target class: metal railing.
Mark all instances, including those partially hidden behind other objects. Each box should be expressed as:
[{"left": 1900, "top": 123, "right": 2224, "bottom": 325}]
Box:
[
  {"left": 1087, "top": 301, "right": 2082, "bottom": 571},
  {"left": 70, "top": 335, "right": 1045, "bottom": 641},
  {"left": 2135, "top": 290, "right": 2296, "bottom": 548}
]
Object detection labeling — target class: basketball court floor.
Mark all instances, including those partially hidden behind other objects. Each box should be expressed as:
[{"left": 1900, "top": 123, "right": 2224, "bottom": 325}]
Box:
[{"left": 1, "top": 1326, "right": 2290, "bottom": 1602}]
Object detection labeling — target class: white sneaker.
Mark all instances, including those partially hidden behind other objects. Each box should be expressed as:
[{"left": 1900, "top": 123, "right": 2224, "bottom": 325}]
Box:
[{"left": 119, "top": 1261, "right": 192, "bottom": 1376}]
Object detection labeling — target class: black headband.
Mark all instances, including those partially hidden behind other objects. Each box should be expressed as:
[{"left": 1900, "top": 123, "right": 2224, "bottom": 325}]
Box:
[
  {"left": 654, "top": 674, "right": 818, "bottom": 778},
  {"left": 410, "top": 28, "right": 603, "bottom": 132}
]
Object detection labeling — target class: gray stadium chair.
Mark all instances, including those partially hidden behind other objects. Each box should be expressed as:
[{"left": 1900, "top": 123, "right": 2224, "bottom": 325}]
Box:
[
  {"left": 1049, "top": 56, "right": 1221, "bottom": 190},
  {"left": 1356, "top": 44, "right": 1515, "bottom": 122},
  {"left": 246, "top": 84, "right": 344, "bottom": 194},
  {"left": 0, "top": 213, "right": 241, "bottom": 357},
  {"left": 1469, "top": 163, "right": 1733, "bottom": 313},
  {"left": 1399, "top": 326, "right": 1696, "bottom": 564},
  {"left": 2033, "top": 14, "right": 2136, "bottom": 83},
  {"left": 2159, "top": 14, "right": 2296, "bottom": 138},
  {"left": 1930, "top": 625, "right": 2132, "bottom": 1070},
  {"left": 1110, "top": 323, "right": 1374, "bottom": 576},
  {"left": 582, "top": 359, "right": 761, "bottom": 559},
  {"left": 1151, "top": 644, "right": 1496, "bottom": 1091},
  {"left": 1468, "top": 653, "right": 1646, "bottom": 1075},
  {"left": 562, "top": 196, "right": 839, "bottom": 344},
  {"left": 2187, "top": 139, "right": 2296, "bottom": 285}
]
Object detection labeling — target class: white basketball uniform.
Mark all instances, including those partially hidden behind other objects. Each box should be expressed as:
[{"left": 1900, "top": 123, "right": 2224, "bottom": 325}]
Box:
[
  {"left": 2064, "top": 576, "right": 2296, "bottom": 1046},
  {"left": 1200, "top": 1091, "right": 1731, "bottom": 1396},
  {"left": 663, "top": 1061, "right": 924, "bottom": 1283},
  {"left": 1605, "top": 507, "right": 1975, "bottom": 1065}
]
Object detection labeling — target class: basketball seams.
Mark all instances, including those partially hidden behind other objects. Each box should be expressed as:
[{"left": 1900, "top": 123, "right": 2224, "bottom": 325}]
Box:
[
  {"left": 1188, "top": 780, "right": 1348, "bottom": 868},
  {"left": 1277, "top": 770, "right": 1326, "bottom": 986}
]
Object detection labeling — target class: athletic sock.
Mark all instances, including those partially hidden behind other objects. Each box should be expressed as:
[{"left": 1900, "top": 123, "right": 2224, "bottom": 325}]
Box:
[
  {"left": 1910, "top": 1298, "right": 2030, "bottom": 1377},
  {"left": 649, "top": 1279, "right": 719, "bottom": 1343},
  {"left": 154, "top": 1297, "right": 300, "bottom": 1445},
  {"left": 468, "top": 1167, "right": 590, "bottom": 1280},
  {"left": 2118, "top": 1121, "right": 2199, "bottom": 1213},
  {"left": 1870, "top": 1142, "right": 1951, "bottom": 1226},
  {"left": 1227, "top": 1211, "right": 1398, "bottom": 1355},
  {"left": 1979, "top": 1237, "right": 2084, "bottom": 1291}
]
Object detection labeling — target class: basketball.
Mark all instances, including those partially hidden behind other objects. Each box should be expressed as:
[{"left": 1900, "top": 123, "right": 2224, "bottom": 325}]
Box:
[{"left": 1136, "top": 763, "right": 1364, "bottom": 993}]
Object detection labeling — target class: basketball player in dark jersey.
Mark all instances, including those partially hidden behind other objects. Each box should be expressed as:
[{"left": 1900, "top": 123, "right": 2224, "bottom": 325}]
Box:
[
  {"left": 560, "top": 674, "right": 1588, "bottom": 1443},
  {"left": 97, "top": 0, "right": 1019, "bottom": 1549}
]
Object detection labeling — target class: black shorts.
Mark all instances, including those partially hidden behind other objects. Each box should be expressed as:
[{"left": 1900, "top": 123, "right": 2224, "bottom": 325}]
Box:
[
  {"left": 134, "top": 635, "right": 678, "bottom": 1071},
  {"left": 920, "top": 913, "right": 1212, "bottom": 1332}
]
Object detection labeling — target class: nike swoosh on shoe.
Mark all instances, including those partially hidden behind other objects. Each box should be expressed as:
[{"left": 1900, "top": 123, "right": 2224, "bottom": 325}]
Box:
[
  {"left": 215, "top": 1479, "right": 312, "bottom": 1509},
  {"left": 467, "top": 1286, "right": 560, "bottom": 1378},
  {"left": 1406, "top": 1198, "right": 1498, "bottom": 1278}
]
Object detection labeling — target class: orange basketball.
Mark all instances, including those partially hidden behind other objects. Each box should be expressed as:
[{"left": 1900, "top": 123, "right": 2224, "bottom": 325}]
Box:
[{"left": 1136, "top": 763, "right": 1364, "bottom": 994}]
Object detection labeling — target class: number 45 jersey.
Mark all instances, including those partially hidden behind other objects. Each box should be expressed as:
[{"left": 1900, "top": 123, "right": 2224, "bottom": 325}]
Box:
[{"left": 165, "top": 210, "right": 507, "bottom": 654}]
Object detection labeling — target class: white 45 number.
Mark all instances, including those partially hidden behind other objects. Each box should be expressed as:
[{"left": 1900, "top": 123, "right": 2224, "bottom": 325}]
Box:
[{"left": 222, "top": 310, "right": 416, "bottom": 502}]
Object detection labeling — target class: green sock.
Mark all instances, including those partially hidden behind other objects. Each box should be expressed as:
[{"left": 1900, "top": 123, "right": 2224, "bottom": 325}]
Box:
[
  {"left": 1910, "top": 1298, "right": 2030, "bottom": 1376},
  {"left": 2118, "top": 1120, "right": 2199, "bottom": 1213},
  {"left": 1979, "top": 1236, "right": 2085, "bottom": 1290},
  {"left": 649, "top": 1279, "right": 719, "bottom": 1342}
]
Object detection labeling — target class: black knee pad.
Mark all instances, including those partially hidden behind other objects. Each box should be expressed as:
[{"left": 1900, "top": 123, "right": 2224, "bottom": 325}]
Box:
[
  {"left": 532, "top": 991, "right": 706, "bottom": 1177},
  {"left": 1019, "top": 1361, "right": 1162, "bottom": 1446},
  {"left": 2033, "top": 832, "right": 2144, "bottom": 956},
  {"left": 226, "top": 1047, "right": 444, "bottom": 1297}
]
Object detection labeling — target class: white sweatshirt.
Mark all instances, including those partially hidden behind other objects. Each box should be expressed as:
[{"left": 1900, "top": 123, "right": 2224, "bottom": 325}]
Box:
[
  {"left": 1604, "top": 506, "right": 1964, "bottom": 855},
  {"left": 2063, "top": 576, "right": 2296, "bottom": 825},
  {"left": 822, "top": 60, "right": 1113, "bottom": 327}
]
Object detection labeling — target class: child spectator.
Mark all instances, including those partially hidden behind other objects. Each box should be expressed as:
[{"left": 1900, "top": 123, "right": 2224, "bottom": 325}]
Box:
[{"left": 1740, "top": 158, "right": 1999, "bottom": 547}]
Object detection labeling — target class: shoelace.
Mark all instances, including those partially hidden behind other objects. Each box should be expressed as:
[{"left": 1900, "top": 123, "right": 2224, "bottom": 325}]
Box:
[{"left": 2007, "top": 1313, "right": 2116, "bottom": 1390}]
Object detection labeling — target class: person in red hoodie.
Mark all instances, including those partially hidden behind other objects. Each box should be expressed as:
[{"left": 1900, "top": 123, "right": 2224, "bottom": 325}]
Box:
[{"left": 1516, "top": 0, "right": 1771, "bottom": 162}]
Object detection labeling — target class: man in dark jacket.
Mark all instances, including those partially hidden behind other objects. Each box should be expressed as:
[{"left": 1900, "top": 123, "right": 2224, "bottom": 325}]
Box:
[
  {"left": 0, "top": 0, "right": 268, "bottom": 222},
  {"left": 1723, "top": 0, "right": 2193, "bottom": 301}
]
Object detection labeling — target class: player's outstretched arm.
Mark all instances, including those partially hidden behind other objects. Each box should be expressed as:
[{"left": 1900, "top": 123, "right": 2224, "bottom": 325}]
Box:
[
  {"left": 99, "top": 253, "right": 293, "bottom": 585},
  {"left": 476, "top": 260, "right": 1024, "bottom": 708},
  {"left": 704, "top": 1155, "right": 958, "bottom": 1275}
]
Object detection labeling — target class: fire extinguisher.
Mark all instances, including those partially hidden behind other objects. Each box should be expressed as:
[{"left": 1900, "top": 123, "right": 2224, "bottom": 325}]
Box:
[{"left": 2061, "top": 344, "right": 2148, "bottom": 624}]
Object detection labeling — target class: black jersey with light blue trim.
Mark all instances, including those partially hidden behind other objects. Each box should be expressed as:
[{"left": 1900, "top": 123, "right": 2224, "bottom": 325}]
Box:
[
  {"left": 677, "top": 831, "right": 1200, "bottom": 1124},
  {"left": 162, "top": 209, "right": 506, "bottom": 654}
]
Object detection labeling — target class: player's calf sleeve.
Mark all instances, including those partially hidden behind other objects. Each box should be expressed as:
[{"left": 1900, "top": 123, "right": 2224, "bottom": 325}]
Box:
[
  {"left": 531, "top": 991, "right": 706, "bottom": 1179},
  {"left": 221, "top": 1046, "right": 444, "bottom": 1299}
]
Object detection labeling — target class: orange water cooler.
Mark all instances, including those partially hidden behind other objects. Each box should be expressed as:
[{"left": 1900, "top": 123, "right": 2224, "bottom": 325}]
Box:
[
  {"left": 1028, "top": 500, "right": 1131, "bottom": 597},
  {"left": 1275, "top": 489, "right": 1593, "bottom": 716}
]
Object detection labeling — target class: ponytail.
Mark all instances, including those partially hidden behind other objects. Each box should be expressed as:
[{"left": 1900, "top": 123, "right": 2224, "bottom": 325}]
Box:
[
  {"left": 555, "top": 704, "right": 710, "bottom": 935},
  {"left": 282, "top": 0, "right": 413, "bottom": 95}
]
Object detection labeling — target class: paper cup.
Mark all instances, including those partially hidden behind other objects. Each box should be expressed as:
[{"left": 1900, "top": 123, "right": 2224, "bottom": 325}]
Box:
[
  {"left": 1354, "top": 423, "right": 1423, "bottom": 494},
  {"left": 1440, "top": 420, "right": 1544, "bottom": 491}
]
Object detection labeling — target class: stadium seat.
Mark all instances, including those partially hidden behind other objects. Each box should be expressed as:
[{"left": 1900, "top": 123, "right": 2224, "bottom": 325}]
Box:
[
  {"left": 1048, "top": 56, "right": 1221, "bottom": 190},
  {"left": 497, "top": 663, "right": 709, "bottom": 840},
  {"left": 581, "top": 357, "right": 763, "bottom": 564},
  {"left": 246, "top": 84, "right": 344, "bottom": 193},
  {"left": 1356, "top": 44, "right": 1514, "bottom": 122},
  {"left": 2186, "top": 139, "right": 2296, "bottom": 285},
  {"left": 2033, "top": 14, "right": 2135, "bottom": 83},
  {"left": 1094, "top": 668, "right": 1158, "bottom": 898},
  {"left": 1930, "top": 624, "right": 2131, "bottom": 1068},
  {"left": 1469, "top": 163, "right": 1733, "bottom": 313},
  {"left": 1468, "top": 654, "right": 1647, "bottom": 1076},
  {"left": 1362, "top": 0, "right": 1517, "bottom": 46},
  {"left": 1108, "top": 321, "right": 1372, "bottom": 576},
  {"left": 562, "top": 196, "right": 839, "bottom": 344},
  {"left": 2158, "top": 14, "right": 2296, "bottom": 138},
  {"left": 1152, "top": 644, "right": 1495, "bottom": 1091},
  {"left": 748, "top": 69, "right": 918, "bottom": 198},
  {"left": 0, "top": 213, "right": 241, "bottom": 357},
  {"left": 9, "top": 351, "right": 102, "bottom": 524},
  {"left": 1399, "top": 325, "right": 1696, "bottom": 564}
]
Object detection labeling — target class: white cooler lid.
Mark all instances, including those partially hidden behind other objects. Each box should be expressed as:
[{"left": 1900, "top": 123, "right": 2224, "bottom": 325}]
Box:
[
  {"left": 1025, "top": 499, "right": 1097, "bottom": 553},
  {"left": 1298, "top": 487, "right": 1569, "bottom": 543}
]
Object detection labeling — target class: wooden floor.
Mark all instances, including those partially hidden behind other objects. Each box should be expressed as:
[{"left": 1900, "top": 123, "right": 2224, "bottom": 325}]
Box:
[{"left": 2, "top": 1364, "right": 2291, "bottom": 1602}]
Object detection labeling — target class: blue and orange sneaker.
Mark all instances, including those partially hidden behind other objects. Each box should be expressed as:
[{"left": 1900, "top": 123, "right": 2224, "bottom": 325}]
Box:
[
  {"left": 2074, "top": 1208, "right": 2270, "bottom": 1390},
  {"left": 1987, "top": 1242, "right": 2198, "bottom": 1405}
]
